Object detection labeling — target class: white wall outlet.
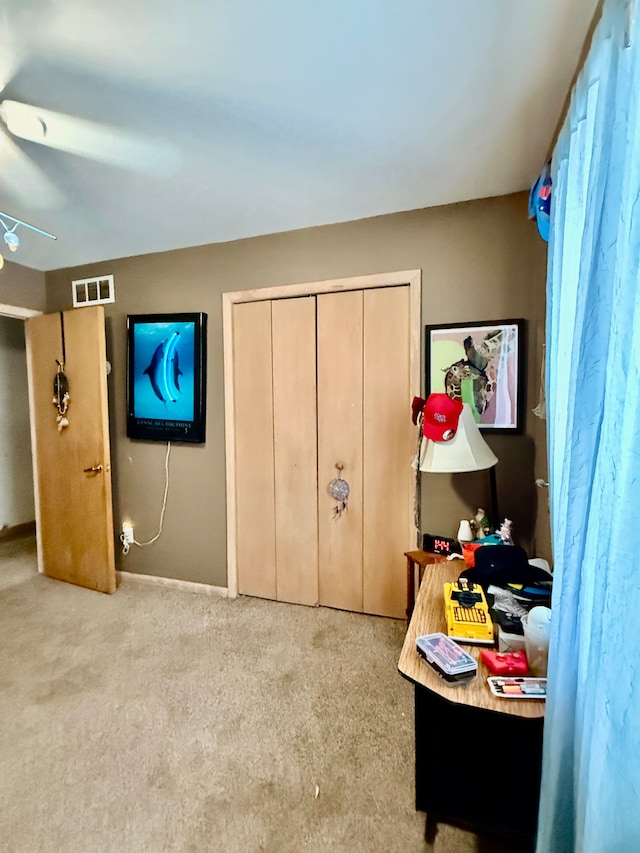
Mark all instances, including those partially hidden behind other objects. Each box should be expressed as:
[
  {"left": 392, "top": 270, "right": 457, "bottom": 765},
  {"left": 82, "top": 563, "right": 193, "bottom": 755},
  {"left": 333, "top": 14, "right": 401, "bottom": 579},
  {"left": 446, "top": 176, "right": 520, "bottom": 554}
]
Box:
[{"left": 122, "top": 523, "right": 134, "bottom": 545}]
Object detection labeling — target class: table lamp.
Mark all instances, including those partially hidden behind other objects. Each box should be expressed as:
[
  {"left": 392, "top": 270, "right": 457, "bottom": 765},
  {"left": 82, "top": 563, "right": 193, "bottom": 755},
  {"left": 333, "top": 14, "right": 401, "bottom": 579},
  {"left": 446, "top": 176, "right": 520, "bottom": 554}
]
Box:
[{"left": 419, "top": 401, "right": 499, "bottom": 528}]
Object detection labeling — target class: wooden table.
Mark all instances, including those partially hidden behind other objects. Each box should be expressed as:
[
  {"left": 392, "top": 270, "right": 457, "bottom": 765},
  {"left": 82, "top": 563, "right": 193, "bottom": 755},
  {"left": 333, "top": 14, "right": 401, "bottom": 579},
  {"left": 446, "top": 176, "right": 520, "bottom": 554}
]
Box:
[{"left": 398, "top": 559, "right": 544, "bottom": 846}]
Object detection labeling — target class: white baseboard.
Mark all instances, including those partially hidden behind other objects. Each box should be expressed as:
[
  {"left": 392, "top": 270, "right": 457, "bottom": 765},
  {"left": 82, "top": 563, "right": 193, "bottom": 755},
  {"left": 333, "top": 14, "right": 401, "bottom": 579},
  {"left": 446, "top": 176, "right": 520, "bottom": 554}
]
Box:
[{"left": 116, "top": 570, "right": 229, "bottom": 598}]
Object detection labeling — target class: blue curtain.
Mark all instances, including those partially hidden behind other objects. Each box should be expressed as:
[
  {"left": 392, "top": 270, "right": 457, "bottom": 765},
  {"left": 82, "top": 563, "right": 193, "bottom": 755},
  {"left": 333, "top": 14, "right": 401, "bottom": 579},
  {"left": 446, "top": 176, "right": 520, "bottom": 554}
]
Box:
[{"left": 538, "top": 1, "right": 640, "bottom": 850}]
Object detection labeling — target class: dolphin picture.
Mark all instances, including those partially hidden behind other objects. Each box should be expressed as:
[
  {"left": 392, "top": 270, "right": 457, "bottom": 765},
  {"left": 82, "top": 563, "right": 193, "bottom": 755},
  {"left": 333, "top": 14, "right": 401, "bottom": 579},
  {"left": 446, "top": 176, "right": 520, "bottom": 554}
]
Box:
[{"left": 143, "top": 332, "right": 183, "bottom": 403}]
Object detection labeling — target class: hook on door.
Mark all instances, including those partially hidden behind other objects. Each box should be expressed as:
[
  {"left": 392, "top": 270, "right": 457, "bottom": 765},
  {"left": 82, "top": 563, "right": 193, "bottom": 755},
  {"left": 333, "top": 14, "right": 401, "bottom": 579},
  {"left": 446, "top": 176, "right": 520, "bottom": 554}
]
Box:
[{"left": 83, "top": 464, "right": 104, "bottom": 475}]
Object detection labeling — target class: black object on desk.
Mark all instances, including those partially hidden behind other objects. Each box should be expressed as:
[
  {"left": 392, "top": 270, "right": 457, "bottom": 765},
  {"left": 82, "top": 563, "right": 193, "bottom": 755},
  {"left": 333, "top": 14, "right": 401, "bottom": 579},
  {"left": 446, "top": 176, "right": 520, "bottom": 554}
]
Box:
[{"left": 422, "top": 533, "right": 462, "bottom": 555}]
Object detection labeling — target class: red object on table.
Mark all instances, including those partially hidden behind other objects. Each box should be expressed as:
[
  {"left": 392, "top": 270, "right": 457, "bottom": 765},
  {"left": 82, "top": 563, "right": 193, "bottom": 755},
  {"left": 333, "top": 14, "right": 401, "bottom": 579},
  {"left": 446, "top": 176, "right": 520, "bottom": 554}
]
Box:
[
  {"left": 480, "top": 649, "right": 529, "bottom": 676},
  {"left": 462, "top": 541, "right": 484, "bottom": 567}
]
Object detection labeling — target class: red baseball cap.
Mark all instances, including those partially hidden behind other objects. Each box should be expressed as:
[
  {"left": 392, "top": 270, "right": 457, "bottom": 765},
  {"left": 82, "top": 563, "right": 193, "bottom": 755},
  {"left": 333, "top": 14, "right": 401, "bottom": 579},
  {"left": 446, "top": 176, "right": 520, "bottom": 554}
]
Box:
[{"left": 422, "top": 393, "right": 463, "bottom": 442}]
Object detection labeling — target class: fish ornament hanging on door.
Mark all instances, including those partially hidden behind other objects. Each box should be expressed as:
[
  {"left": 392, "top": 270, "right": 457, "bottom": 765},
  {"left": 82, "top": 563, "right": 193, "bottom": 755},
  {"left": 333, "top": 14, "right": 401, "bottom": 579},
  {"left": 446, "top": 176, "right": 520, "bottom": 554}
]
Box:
[
  {"left": 328, "top": 462, "right": 350, "bottom": 519},
  {"left": 52, "top": 360, "right": 70, "bottom": 431}
]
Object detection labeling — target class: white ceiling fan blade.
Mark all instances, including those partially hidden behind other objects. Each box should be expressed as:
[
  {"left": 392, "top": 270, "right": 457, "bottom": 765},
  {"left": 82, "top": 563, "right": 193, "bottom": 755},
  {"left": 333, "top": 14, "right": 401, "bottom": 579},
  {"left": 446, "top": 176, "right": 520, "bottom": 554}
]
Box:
[
  {"left": 0, "top": 100, "right": 181, "bottom": 176},
  {"left": 0, "top": 133, "right": 63, "bottom": 209}
]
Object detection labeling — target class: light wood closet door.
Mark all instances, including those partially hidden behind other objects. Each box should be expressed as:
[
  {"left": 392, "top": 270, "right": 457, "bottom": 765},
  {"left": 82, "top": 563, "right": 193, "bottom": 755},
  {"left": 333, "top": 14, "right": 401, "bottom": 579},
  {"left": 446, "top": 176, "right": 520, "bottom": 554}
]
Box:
[
  {"left": 233, "top": 286, "right": 412, "bottom": 618},
  {"left": 272, "top": 297, "right": 318, "bottom": 605},
  {"left": 233, "top": 297, "right": 318, "bottom": 606},
  {"left": 317, "top": 286, "right": 411, "bottom": 618},
  {"left": 363, "top": 286, "right": 412, "bottom": 618},
  {"left": 317, "top": 290, "right": 364, "bottom": 612},
  {"left": 233, "top": 300, "right": 277, "bottom": 599}
]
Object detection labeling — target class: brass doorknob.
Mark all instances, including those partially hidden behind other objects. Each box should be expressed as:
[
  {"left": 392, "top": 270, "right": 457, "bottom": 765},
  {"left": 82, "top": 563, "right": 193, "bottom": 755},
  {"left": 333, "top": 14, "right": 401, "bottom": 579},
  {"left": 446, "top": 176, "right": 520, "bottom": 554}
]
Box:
[{"left": 83, "top": 464, "right": 104, "bottom": 474}]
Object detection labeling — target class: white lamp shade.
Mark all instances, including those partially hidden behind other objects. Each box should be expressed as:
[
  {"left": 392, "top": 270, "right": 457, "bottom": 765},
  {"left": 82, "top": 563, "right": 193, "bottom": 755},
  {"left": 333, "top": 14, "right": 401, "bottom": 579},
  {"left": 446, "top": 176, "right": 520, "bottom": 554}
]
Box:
[{"left": 419, "top": 403, "right": 497, "bottom": 473}]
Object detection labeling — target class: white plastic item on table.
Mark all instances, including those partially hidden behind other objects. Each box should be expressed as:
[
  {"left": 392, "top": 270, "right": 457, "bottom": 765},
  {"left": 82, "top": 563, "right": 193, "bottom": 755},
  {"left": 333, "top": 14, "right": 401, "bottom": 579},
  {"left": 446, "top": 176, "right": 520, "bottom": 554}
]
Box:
[{"left": 521, "top": 606, "right": 552, "bottom": 676}]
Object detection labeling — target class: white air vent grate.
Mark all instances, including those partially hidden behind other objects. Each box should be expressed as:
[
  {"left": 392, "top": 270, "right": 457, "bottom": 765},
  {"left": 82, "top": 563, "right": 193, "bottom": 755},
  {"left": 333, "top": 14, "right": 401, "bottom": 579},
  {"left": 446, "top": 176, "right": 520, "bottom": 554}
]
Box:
[{"left": 72, "top": 274, "right": 115, "bottom": 307}]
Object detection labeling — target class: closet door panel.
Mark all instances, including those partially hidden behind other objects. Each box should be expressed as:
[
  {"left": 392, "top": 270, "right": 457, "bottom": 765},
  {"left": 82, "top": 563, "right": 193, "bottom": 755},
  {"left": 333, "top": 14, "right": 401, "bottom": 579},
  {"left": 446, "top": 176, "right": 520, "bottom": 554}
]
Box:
[
  {"left": 317, "top": 290, "right": 364, "bottom": 612},
  {"left": 363, "top": 286, "right": 412, "bottom": 618},
  {"left": 233, "top": 301, "right": 277, "bottom": 599},
  {"left": 272, "top": 297, "right": 319, "bottom": 605}
]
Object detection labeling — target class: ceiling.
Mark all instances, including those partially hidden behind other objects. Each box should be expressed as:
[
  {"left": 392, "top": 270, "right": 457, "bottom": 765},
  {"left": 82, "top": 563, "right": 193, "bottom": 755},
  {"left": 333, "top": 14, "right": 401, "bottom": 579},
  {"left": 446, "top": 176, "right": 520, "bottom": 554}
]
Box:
[{"left": 0, "top": 0, "right": 598, "bottom": 272}]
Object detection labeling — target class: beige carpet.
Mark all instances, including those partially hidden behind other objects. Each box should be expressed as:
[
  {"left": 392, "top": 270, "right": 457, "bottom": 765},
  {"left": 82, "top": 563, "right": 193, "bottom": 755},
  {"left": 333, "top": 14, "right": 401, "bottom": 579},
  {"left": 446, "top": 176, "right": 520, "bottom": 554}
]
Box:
[{"left": 0, "top": 534, "right": 521, "bottom": 853}]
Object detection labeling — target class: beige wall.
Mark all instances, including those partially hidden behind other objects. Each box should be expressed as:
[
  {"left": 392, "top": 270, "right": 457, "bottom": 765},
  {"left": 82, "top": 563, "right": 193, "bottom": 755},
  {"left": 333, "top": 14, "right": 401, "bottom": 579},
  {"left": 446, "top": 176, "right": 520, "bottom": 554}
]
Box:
[
  {"left": 45, "top": 191, "right": 551, "bottom": 587},
  {"left": 414, "top": 196, "right": 550, "bottom": 561},
  {"left": 0, "top": 260, "right": 47, "bottom": 312}
]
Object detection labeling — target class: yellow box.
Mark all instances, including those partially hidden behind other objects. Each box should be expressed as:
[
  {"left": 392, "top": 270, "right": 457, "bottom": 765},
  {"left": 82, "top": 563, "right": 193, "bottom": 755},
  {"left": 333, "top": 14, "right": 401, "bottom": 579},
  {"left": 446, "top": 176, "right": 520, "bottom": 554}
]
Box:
[{"left": 444, "top": 579, "right": 494, "bottom": 646}]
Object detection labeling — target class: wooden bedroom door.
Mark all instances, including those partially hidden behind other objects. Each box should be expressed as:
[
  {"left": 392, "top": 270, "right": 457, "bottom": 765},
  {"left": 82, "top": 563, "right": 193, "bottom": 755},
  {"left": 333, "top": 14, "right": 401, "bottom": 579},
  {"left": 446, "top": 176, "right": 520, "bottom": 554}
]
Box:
[
  {"left": 25, "top": 305, "right": 116, "bottom": 593},
  {"left": 230, "top": 281, "right": 415, "bottom": 618}
]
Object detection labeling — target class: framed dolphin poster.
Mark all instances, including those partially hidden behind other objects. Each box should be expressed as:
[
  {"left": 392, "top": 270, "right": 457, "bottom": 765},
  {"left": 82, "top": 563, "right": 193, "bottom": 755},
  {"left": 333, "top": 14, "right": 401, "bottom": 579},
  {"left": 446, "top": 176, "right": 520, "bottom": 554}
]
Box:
[{"left": 126, "top": 312, "right": 207, "bottom": 443}]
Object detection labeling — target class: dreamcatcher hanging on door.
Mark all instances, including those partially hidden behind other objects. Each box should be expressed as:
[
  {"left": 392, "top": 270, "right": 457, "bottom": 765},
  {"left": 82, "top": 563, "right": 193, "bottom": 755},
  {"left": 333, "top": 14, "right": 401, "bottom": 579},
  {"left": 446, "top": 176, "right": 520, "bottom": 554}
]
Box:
[
  {"left": 53, "top": 360, "right": 69, "bottom": 431},
  {"left": 327, "top": 462, "right": 350, "bottom": 519},
  {"left": 52, "top": 312, "right": 69, "bottom": 431}
]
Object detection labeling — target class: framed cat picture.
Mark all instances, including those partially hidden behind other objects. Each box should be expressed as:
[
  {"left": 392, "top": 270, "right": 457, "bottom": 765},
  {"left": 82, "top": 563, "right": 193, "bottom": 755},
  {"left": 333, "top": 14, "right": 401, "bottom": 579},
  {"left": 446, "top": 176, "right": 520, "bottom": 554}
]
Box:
[{"left": 425, "top": 319, "right": 525, "bottom": 432}]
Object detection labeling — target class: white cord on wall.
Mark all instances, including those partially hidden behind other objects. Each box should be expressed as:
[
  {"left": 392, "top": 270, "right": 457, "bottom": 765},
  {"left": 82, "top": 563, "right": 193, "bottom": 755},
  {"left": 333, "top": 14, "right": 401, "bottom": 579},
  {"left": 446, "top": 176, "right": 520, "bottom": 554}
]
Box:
[{"left": 119, "top": 441, "right": 171, "bottom": 554}]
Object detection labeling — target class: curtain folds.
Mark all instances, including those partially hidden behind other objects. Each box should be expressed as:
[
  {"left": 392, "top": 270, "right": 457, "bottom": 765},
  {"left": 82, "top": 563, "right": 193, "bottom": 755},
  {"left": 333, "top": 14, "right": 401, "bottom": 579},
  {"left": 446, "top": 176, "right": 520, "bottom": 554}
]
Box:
[{"left": 538, "top": 1, "right": 640, "bottom": 850}]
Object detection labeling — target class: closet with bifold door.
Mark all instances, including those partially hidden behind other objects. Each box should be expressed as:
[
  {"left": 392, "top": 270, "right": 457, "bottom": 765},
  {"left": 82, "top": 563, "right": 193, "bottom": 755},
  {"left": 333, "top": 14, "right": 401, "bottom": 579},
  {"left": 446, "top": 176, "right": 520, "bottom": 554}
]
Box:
[{"left": 231, "top": 282, "right": 414, "bottom": 619}]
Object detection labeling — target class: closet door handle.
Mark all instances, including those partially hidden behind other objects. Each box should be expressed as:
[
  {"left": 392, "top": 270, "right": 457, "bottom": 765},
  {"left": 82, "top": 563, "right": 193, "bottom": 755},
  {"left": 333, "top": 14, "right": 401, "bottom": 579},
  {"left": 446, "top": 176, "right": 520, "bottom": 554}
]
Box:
[{"left": 83, "top": 464, "right": 104, "bottom": 474}]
